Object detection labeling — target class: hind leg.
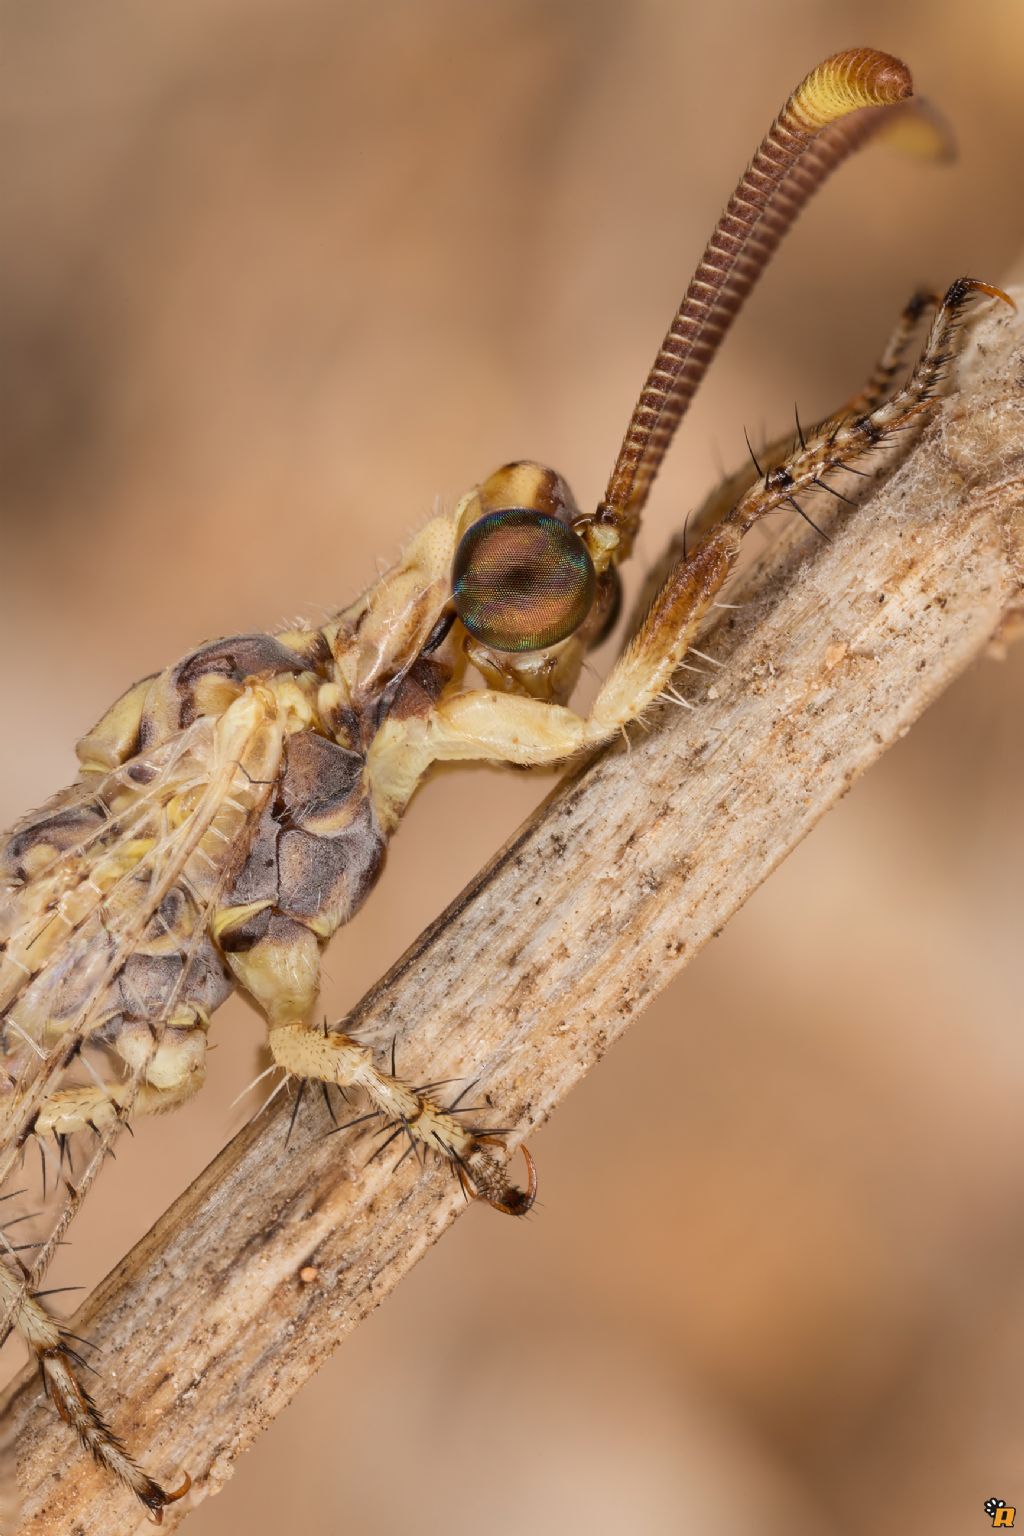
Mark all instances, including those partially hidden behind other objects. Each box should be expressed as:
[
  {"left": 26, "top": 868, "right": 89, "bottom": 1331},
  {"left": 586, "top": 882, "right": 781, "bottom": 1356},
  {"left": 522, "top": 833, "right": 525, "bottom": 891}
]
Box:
[
  {"left": 225, "top": 913, "right": 535, "bottom": 1213},
  {"left": 0, "top": 1253, "right": 190, "bottom": 1516}
]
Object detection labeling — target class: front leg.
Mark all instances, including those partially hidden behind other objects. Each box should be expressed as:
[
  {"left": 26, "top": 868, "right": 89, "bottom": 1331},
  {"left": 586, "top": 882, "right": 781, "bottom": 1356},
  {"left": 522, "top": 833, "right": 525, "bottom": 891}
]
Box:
[
  {"left": 682, "top": 286, "right": 942, "bottom": 551},
  {"left": 401, "top": 279, "right": 1009, "bottom": 775}
]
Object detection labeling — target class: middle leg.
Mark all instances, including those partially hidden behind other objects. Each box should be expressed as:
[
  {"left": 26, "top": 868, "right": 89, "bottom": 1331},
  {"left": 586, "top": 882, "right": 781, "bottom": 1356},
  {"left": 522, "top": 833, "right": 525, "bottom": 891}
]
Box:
[
  {"left": 268, "top": 1020, "right": 535, "bottom": 1214},
  {"left": 225, "top": 911, "right": 536, "bottom": 1212}
]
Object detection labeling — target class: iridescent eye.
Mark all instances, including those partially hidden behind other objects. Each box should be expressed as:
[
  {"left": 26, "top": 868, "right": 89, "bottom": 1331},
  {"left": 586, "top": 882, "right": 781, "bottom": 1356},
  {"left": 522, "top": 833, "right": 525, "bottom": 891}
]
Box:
[{"left": 452, "top": 508, "right": 596, "bottom": 653}]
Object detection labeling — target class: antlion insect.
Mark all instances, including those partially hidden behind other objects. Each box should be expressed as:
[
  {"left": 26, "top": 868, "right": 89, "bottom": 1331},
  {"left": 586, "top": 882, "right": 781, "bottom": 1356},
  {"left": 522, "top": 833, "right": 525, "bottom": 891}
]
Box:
[{"left": 0, "top": 46, "right": 1013, "bottom": 1520}]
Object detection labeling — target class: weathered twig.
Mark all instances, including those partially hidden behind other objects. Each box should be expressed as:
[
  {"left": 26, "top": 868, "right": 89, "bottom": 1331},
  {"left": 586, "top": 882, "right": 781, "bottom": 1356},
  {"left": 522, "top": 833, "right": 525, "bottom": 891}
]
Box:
[{"left": 2, "top": 295, "right": 1022, "bottom": 1533}]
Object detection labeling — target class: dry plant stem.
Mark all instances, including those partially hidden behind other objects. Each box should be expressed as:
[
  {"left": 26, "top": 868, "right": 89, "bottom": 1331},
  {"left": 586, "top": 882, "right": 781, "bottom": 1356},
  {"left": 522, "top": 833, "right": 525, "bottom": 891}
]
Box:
[{"left": 3, "top": 297, "right": 1023, "bottom": 1533}]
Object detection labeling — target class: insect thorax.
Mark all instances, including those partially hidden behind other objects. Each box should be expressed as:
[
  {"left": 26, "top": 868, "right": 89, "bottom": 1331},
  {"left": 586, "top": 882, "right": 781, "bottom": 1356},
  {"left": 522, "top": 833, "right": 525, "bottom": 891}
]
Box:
[{"left": 0, "top": 589, "right": 460, "bottom": 1075}]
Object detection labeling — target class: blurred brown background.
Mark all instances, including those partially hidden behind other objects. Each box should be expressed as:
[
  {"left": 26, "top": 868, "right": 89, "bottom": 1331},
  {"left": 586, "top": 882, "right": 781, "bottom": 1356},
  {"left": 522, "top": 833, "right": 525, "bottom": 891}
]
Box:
[{"left": 1, "top": 2, "right": 1022, "bottom": 1532}]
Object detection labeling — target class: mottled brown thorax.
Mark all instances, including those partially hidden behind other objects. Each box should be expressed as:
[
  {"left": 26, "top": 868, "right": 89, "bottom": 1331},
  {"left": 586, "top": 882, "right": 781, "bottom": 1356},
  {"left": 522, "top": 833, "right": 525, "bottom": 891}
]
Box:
[{"left": 0, "top": 617, "right": 454, "bottom": 1062}]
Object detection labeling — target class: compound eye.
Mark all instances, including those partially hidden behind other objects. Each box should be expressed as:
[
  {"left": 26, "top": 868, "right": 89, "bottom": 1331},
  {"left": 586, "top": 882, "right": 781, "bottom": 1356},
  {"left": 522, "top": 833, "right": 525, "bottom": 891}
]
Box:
[{"left": 452, "top": 508, "right": 596, "bottom": 653}]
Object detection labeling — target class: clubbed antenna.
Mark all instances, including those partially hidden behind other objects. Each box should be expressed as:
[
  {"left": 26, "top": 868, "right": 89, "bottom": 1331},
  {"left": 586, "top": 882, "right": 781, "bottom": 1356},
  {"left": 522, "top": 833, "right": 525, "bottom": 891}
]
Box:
[{"left": 590, "top": 48, "right": 921, "bottom": 566}]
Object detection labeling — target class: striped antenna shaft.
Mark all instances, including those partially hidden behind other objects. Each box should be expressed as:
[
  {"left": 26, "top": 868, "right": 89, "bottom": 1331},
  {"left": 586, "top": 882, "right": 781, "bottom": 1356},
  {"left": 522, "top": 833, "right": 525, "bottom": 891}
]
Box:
[{"left": 595, "top": 48, "right": 914, "bottom": 560}]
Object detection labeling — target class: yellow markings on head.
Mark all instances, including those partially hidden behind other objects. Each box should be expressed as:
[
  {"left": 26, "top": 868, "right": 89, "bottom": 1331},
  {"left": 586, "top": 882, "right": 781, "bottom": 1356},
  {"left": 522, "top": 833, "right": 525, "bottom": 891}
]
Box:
[
  {"left": 478, "top": 462, "right": 579, "bottom": 522},
  {"left": 453, "top": 488, "right": 485, "bottom": 541},
  {"left": 789, "top": 48, "right": 912, "bottom": 132}
]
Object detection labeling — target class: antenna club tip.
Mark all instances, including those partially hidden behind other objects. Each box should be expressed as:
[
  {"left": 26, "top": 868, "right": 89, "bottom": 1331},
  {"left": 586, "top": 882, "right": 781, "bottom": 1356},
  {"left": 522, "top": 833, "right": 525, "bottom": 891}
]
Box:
[
  {"left": 857, "top": 48, "right": 914, "bottom": 103},
  {"left": 790, "top": 48, "right": 914, "bottom": 131}
]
